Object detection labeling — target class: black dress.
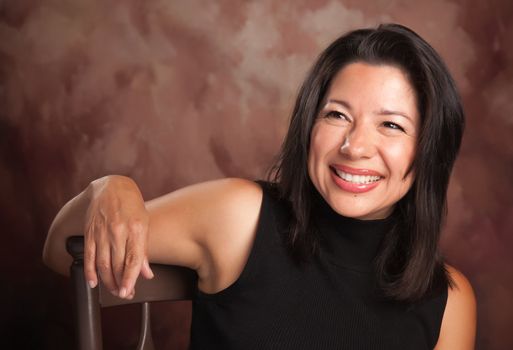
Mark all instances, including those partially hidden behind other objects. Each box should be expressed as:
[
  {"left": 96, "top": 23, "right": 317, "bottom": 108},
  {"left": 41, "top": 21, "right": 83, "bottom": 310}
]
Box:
[{"left": 190, "top": 182, "right": 447, "bottom": 349}]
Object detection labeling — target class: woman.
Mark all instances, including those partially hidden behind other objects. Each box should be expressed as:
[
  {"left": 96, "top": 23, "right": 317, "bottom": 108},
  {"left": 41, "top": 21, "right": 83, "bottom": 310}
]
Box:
[{"left": 44, "top": 24, "right": 476, "bottom": 349}]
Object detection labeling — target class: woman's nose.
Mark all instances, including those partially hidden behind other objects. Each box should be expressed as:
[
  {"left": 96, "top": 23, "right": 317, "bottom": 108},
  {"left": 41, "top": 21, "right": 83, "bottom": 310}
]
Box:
[{"left": 339, "top": 123, "right": 376, "bottom": 159}]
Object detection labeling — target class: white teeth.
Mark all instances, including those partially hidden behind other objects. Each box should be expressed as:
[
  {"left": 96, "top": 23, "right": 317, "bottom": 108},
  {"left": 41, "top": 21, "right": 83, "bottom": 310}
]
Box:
[{"left": 334, "top": 169, "right": 381, "bottom": 184}]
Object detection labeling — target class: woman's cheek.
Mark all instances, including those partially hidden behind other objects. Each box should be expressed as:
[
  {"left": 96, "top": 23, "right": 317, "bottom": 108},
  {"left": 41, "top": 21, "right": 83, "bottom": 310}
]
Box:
[{"left": 384, "top": 139, "right": 416, "bottom": 176}]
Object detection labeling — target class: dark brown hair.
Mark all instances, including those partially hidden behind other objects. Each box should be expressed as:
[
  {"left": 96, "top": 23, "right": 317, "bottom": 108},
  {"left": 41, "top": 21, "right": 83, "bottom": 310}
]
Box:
[{"left": 270, "top": 23, "right": 464, "bottom": 301}]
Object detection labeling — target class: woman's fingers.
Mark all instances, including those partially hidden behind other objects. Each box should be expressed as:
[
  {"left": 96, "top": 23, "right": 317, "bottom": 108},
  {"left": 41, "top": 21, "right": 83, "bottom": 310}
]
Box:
[
  {"left": 84, "top": 218, "right": 150, "bottom": 299},
  {"left": 82, "top": 176, "right": 150, "bottom": 299},
  {"left": 109, "top": 222, "right": 128, "bottom": 293},
  {"left": 84, "top": 202, "right": 102, "bottom": 289},
  {"left": 141, "top": 257, "right": 154, "bottom": 280},
  {"left": 96, "top": 233, "right": 119, "bottom": 294},
  {"left": 83, "top": 234, "right": 98, "bottom": 289},
  {"left": 96, "top": 256, "right": 119, "bottom": 295},
  {"left": 119, "top": 225, "right": 147, "bottom": 298},
  {"left": 127, "top": 289, "right": 135, "bottom": 300}
]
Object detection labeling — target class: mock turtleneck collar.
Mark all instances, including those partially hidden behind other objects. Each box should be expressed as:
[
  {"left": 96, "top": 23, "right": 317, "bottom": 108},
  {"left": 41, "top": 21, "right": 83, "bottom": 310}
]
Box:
[{"left": 312, "top": 190, "right": 393, "bottom": 271}]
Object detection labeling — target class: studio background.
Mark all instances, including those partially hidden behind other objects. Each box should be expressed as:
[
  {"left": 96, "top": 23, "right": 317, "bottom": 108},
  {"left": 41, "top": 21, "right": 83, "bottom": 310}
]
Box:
[{"left": 1, "top": 1, "right": 512, "bottom": 349}]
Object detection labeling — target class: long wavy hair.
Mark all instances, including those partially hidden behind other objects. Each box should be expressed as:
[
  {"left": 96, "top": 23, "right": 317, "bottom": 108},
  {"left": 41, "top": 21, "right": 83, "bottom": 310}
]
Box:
[{"left": 269, "top": 23, "right": 465, "bottom": 301}]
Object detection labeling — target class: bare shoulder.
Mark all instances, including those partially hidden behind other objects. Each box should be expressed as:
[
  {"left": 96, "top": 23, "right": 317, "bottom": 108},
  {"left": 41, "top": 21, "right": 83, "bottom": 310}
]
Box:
[
  {"left": 193, "top": 177, "right": 264, "bottom": 241},
  {"left": 173, "top": 177, "right": 263, "bottom": 228},
  {"left": 147, "top": 177, "right": 264, "bottom": 288},
  {"left": 146, "top": 177, "right": 263, "bottom": 228},
  {"left": 190, "top": 178, "right": 265, "bottom": 293},
  {"left": 434, "top": 264, "right": 477, "bottom": 350},
  {"left": 202, "top": 177, "right": 263, "bottom": 213},
  {"left": 144, "top": 178, "right": 263, "bottom": 273},
  {"left": 445, "top": 265, "right": 476, "bottom": 319}
]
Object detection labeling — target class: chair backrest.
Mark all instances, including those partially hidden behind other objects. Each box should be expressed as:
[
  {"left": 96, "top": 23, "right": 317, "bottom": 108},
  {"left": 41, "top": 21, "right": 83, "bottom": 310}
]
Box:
[{"left": 66, "top": 236, "right": 197, "bottom": 350}]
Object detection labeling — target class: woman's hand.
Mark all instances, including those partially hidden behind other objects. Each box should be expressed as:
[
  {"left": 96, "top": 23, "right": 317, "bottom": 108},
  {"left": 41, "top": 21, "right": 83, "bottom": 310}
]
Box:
[{"left": 84, "top": 175, "right": 154, "bottom": 299}]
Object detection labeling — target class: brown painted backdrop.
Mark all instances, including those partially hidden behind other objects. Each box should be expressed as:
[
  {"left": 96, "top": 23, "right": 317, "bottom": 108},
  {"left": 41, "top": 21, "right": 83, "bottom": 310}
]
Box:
[{"left": 1, "top": 1, "right": 512, "bottom": 349}]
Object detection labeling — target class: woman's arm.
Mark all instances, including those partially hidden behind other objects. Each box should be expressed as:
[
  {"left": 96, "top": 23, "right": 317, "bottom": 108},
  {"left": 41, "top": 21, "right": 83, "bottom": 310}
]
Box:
[
  {"left": 43, "top": 176, "right": 263, "bottom": 299},
  {"left": 142, "top": 178, "right": 263, "bottom": 294},
  {"left": 434, "top": 265, "right": 477, "bottom": 350}
]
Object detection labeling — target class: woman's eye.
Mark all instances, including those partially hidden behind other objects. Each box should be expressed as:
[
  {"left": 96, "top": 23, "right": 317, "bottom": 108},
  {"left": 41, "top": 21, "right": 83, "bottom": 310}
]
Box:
[
  {"left": 382, "top": 121, "right": 405, "bottom": 132},
  {"left": 325, "top": 111, "right": 349, "bottom": 120}
]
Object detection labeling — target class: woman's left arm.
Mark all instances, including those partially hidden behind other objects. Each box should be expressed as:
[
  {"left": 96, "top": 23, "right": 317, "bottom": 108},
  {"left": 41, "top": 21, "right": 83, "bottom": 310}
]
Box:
[{"left": 434, "top": 265, "right": 477, "bottom": 350}]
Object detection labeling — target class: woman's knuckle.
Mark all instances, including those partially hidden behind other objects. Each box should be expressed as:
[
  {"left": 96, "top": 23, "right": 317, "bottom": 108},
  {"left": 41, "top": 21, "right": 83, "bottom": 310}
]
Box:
[
  {"left": 91, "top": 216, "right": 104, "bottom": 230},
  {"left": 108, "top": 222, "right": 127, "bottom": 238},
  {"left": 84, "top": 249, "right": 96, "bottom": 261},
  {"left": 111, "top": 261, "right": 123, "bottom": 272},
  {"left": 129, "top": 219, "right": 146, "bottom": 234},
  {"left": 97, "top": 259, "right": 111, "bottom": 271},
  {"left": 124, "top": 252, "right": 140, "bottom": 268}
]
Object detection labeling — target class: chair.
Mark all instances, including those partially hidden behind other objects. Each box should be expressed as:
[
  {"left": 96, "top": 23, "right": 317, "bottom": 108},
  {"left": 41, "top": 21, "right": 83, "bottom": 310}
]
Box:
[{"left": 66, "top": 236, "right": 197, "bottom": 350}]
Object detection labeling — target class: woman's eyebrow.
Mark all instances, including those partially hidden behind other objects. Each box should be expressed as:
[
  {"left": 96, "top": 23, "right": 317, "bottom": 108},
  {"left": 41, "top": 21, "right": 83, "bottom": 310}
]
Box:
[
  {"left": 376, "top": 108, "right": 413, "bottom": 122},
  {"left": 326, "top": 99, "right": 352, "bottom": 110}
]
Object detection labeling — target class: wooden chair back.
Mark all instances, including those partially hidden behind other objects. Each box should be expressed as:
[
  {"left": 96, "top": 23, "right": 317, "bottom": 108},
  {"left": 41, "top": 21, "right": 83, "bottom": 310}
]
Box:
[{"left": 66, "top": 236, "right": 197, "bottom": 350}]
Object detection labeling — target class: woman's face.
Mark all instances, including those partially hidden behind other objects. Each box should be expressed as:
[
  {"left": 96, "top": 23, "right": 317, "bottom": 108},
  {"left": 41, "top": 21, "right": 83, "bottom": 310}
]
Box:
[{"left": 308, "top": 62, "right": 419, "bottom": 220}]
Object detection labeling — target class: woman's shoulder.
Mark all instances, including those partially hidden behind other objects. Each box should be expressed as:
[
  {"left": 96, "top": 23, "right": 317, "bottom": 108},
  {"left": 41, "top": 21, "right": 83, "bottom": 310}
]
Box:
[
  {"left": 147, "top": 177, "right": 264, "bottom": 230},
  {"left": 194, "top": 178, "right": 285, "bottom": 218},
  {"left": 204, "top": 177, "right": 263, "bottom": 200},
  {"left": 434, "top": 264, "right": 477, "bottom": 349},
  {"left": 158, "top": 177, "right": 264, "bottom": 215},
  {"left": 175, "top": 177, "right": 265, "bottom": 237},
  {"left": 445, "top": 265, "right": 476, "bottom": 313},
  {"left": 145, "top": 177, "right": 264, "bottom": 264},
  {"left": 189, "top": 178, "right": 266, "bottom": 293}
]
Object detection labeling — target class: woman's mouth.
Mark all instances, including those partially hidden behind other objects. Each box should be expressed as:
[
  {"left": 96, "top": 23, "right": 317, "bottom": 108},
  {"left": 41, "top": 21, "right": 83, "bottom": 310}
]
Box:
[
  {"left": 332, "top": 168, "right": 382, "bottom": 184},
  {"left": 330, "top": 166, "right": 383, "bottom": 193}
]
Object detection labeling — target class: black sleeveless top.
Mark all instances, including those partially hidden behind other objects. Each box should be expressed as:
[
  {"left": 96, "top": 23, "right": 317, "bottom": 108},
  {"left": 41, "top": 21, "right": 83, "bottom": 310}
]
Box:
[{"left": 190, "top": 182, "right": 447, "bottom": 349}]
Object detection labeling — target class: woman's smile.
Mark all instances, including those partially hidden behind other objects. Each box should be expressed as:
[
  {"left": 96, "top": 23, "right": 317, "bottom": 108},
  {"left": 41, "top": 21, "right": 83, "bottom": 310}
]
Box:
[{"left": 330, "top": 165, "right": 383, "bottom": 193}]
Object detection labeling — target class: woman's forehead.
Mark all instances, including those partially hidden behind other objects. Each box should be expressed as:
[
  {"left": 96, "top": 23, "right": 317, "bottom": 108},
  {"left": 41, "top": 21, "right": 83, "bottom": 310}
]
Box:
[{"left": 324, "top": 62, "right": 419, "bottom": 121}]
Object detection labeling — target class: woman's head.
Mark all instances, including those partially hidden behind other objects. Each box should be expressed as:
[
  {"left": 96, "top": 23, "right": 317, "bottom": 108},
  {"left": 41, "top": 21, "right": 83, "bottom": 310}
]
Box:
[
  {"left": 308, "top": 62, "right": 419, "bottom": 220},
  {"left": 272, "top": 23, "right": 464, "bottom": 300}
]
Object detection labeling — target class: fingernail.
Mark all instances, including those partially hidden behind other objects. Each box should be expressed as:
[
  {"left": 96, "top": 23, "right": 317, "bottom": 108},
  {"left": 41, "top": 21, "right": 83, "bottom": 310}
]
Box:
[
  {"left": 110, "top": 289, "right": 118, "bottom": 296},
  {"left": 88, "top": 280, "right": 97, "bottom": 289},
  {"left": 119, "top": 287, "right": 127, "bottom": 298},
  {"left": 145, "top": 260, "right": 154, "bottom": 279}
]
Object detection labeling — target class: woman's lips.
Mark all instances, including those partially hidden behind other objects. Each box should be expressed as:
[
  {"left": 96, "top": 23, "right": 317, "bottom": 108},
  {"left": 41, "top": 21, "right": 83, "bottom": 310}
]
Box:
[
  {"left": 330, "top": 166, "right": 383, "bottom": 193},
  {"left": 331, "top": 164, "right": 383, "bottom": 177}
]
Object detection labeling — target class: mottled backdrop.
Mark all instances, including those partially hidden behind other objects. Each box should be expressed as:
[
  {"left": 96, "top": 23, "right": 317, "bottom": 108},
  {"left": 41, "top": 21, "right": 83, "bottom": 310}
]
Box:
[{"left": 1, "top": 0, "right": 512, "bottom": 349}]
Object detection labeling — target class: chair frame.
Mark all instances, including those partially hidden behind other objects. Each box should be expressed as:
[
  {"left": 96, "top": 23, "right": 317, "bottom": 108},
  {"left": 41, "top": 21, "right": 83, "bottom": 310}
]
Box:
[{"left": 66, "top": 236, "right": 197, "bottom": 350}]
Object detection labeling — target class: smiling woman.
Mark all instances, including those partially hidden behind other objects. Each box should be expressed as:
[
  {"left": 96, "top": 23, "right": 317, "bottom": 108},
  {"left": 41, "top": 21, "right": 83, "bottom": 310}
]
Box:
[{"left": 43, "top": 24, "right": 476, "bottom": 349}]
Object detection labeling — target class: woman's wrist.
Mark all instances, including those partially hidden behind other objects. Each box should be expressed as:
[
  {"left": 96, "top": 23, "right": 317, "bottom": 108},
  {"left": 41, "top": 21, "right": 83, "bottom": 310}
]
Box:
[{"left": 88, "top": 175, "right": 141, "bottom": 200}]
